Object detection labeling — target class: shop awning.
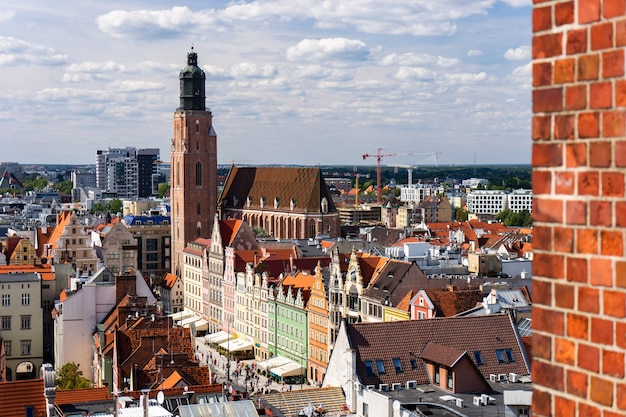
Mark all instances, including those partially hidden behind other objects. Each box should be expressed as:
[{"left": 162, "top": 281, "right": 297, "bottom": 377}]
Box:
[
  {"left": 204, "top": 331, "right": 234, "bottom": 344},
  {"left": 168, "top": 309, "right": 194, "bottom": 321},
  {"left": 270, "top": 361, "right": 304, "bottom": 378},
  {"left": 219, "top": 338, "right": 253, "bottom": 352},
  {"left": 177, "top": 316, "right": 203, "bottom": 327},
  {"left": 257, "top": 356, "right": 290, "bottom": 372},
  {"left": 190, "top": 319, "right": 208, "bottom": 331}
]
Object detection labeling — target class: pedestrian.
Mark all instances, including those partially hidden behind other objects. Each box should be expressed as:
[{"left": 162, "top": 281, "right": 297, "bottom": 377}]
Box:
[{"left": 289, "top": 385, "right": 292, "bottom": 391}]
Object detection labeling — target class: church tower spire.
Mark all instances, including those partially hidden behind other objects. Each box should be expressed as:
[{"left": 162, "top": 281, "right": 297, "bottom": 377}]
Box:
[{"left": 171, "top": 47, "right": 217, "bottom": 276}]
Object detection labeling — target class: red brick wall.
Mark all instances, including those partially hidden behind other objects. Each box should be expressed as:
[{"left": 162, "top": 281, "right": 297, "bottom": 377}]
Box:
[{"left": 532, "top": 1, "right": 626, "bottom": 415}]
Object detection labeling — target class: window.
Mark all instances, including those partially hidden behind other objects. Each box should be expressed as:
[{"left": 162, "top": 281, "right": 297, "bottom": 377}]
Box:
[
  {"left": 392, "top": 357, "right": 403, "bottom": 373},
  {"left": 4, "top": 340, "right": 11, "bottom": 356},
  {"left": 474, "top": 351, "right": 484, "bottom": 365},
  {"left": 364, "top": 360, "right": 374, "bottom": 376},
  {"left": 1, "top": 316, "right": 10, "bottom": 330},
  {"left": 21, "top": 340, "right": 31, "bottom": 355},
  {"left": 447, "top": 369, "right": 453, "bottom": 389},
  {"left": 505, "top": 348, "right": 515, "bottom": 363},
  {"left": 195, "top": 162, "right": 202, "bottom": 186},
  {"left": 2, "top": 294, "right": 9, "bottom": 306},
  {"left": 22, "top": 294, "right": 30, "bottom": 306},
  {"left": 410, "top": 358, "right": 418, "bottom": 370},
  {"left": 21, "top": 315, "right": 31, "bottom": 330},
  {"left": 434, "top": 364, "right": 440, "bottom": 384},
  {"left": 495, "top": 349, "right": 506, "bottom": 364},
  {"left": 375, "top": 359, "right": 386, "bottom": 374}
]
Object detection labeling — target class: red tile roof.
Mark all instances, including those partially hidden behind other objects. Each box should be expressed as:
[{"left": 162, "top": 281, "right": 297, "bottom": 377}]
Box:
[
  {"left": 423, "top": 288, "right": 484, "bottom": 317},
  {"left": 346, "top": 314, "right": 529, "bottom": 386},
  {"left": 219, "top": 166, "right": 337, "bottom": 213},
  {"left": 0, "top": 378, "right": 47, "bottom": 417}
]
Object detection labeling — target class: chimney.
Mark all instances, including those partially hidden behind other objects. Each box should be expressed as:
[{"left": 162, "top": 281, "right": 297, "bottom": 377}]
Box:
[{"left": 116, "top": 273, "right": 137, "bottom": 304}]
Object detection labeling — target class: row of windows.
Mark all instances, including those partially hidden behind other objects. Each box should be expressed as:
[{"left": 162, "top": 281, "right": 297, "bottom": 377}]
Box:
[
  {"left": 1, "top": 294, "right": 30, "bottom": 307},
  {"left": 0, "top": 315, "right": 31, "bottom": 330},
  {"left": 3, "top": 340, "right": 31, "bottom": 356},
  {"left": 472, "top": 348, "right": 515, "bottom": 365},
  {"left": 364, "top": 357, "right": 417, "bottom": 376}
]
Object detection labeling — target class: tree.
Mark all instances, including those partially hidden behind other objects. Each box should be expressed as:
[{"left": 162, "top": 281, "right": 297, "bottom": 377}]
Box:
[
  {"left": 55, "top": 362, "right": 92, "bottom": 390},
  {"left": 455, "top": 207, "right": 469, "bottom": 222},
  {"left": 53, "top": 180, "right": 73, "bottom": 195},
  {"left": 158, "top": 182, "right": 170, "bottom": 198}
]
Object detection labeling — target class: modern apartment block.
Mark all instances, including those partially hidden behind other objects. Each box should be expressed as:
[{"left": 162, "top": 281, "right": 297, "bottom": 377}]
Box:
[
  {"left": 466, "top": 189, "right": 533, "bottom": 215},
  {"left": 95, "top": 147, "right": 159, "bottom": 199}
]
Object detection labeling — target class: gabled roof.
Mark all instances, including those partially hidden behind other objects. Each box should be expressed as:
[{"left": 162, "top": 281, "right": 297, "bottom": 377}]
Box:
[
  {"left": 420, "top": 341, "right": 466, "bottom": 368},
  {"left": 423, "top": 288, "right": 484, "bottom": 317},
  {"left": 219, "top": 166, "right": 337, "bottom": 214},
  {"left": 362, "top": 259, "right": 419, "bottom": 305},
  {"left": 347, "top": 314, "right": 529, "bottom": 387},
  {"left": 45, "top": 211, "right": 73, "bottom": 260},
  {"left": 160, "top": 272, "right": 179, "bottom": 290}
]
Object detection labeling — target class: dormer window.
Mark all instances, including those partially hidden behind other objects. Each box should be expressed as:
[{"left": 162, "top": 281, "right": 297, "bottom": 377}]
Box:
[
  {"left": 321, "top": 197, "right": 328, "bottom": 213},
  {"left": 260, "top": 197, "right": 266, "bottom": 208},
  {"left": 247, "top": 196, "right": 252, "bottom": 207},
  {"left": 274, "top": 197, "right": 280, "bottom": 209},
  {"left": 290, "top": 199, "right": 296, "bottom": 210}
]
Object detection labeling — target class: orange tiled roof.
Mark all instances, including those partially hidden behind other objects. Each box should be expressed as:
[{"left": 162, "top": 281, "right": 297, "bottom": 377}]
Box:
[
  {"left": 55, "top": 387, "right": 112, "bottom": 405},
  {"left": 45, "top": 211, "right": 73, "bottom": 260},
  {"left": 161, "top": 273, "right": 179, "bottom": 289},
  {"left": 281, "top": 271, "right": 315, "bottom": 289},
  {"left": 0, "top": 264, "right": 54, "bottom": 281},
  {"left": 0, "top": 378, "right": 47, "bottom": 417}
]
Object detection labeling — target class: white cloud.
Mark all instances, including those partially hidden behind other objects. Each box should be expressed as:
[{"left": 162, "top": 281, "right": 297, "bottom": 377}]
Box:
[
  {"left": 96, "top": 6, "right": 226, "bottom": 40},
  {"left": 62, "top": 61, "right": 126, "bottom": 82},
  {"left": 504, "top": 46, "right": 530, "bottom": 61},
  {"left": 500, "top": 0, "right": 531, "bottom": 6},
  {"left": 380, "top": 53, "right": 460, "bottom": 68},
  {"left": 467, "top": 49, "right": 483, "bottom": 57},
  {"left": 230, "top": 62, "right": 277, "bottom": 78},
  {"left": 0, "top": 36, "right": 69, "bottom": 67},
  {"left": 0, "top": 9, "right": 15, "bottom": 22},
  {"left": 108, "top": 80, "right": 164, "bottom": 93},
  {"left": 442, "top": 72, "right": 488, "bottom": 84},
  {"left": 290, "top": 65, "right": 354, "bottom": 81},
  {"left": 394, "top": 66, "right": 436, "bottom": 81},
  {"left": 285, "top": 38, "right": 369, "bottom": 63},
  {"left": 95, "top": 1, "right": 506, "bottom": 41}
]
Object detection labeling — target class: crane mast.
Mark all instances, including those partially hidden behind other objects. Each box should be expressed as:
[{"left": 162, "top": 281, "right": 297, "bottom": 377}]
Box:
[{"left": 362, "top": 148, "right": 440, "bottom": 204}]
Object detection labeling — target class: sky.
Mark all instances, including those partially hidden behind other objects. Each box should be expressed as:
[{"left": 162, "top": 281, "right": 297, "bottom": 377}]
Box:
[{"left": 0, "top": 1, "right": 531, "bottom": 167}]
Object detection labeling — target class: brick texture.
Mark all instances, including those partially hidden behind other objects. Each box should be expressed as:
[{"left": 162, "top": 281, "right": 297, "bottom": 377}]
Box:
[{"left": 533, "top": 0, "right": 626, "bottom": 414}]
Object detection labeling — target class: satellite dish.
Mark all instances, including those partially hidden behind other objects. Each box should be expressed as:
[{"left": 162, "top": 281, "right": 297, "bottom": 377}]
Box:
[
  {"left": 184, "top": 385, "right": 189, "bottom": 392},
  {"left": 156, "top": 390, "right": 165, "bottom": 405}
]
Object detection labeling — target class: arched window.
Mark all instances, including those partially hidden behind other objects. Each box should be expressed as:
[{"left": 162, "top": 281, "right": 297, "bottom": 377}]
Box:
[
  {"left": 195, "top": 120, "right": 200, "bottom": 134},
  {"left": 195, "top": 161, "right": 202, "bottom": 186}
]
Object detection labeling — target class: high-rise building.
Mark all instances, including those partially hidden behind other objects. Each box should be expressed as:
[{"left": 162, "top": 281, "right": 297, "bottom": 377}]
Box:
[
  {"left": 95, "top": 147, "right": 159, "bottom": 199},
  {"left": 170, "top": 48, "right": 218, "bottom": 276}
]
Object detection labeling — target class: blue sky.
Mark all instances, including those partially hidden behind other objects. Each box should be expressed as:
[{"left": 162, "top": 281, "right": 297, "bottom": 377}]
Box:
[{"left": 0, "top": 1, "right": 531, "bottom": 167}]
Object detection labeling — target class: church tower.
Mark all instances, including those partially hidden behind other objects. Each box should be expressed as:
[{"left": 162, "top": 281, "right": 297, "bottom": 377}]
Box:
[{"left": 171, "top": 47, "right": 217, "bottom": 276}]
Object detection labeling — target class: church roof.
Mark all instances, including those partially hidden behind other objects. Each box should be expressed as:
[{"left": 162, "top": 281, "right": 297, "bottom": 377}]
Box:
[{"left": 219, "top": 166, "right": 337, "bottom": 214}]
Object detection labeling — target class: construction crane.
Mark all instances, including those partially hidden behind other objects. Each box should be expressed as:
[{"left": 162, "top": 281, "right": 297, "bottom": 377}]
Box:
[
  {"left": 362, "top": 148, "right": 440, "bottom": 204},
  {"left": 390, "top": 164, "right": 417, "bottom": 187},
  {"left": 351, "top": 167, "right": 370, "bottom": 206}
]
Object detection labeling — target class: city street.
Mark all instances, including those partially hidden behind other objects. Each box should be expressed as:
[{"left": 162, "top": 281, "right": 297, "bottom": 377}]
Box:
[{"left": 194, "top": 336, "right": 309, "bottom": 395}]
